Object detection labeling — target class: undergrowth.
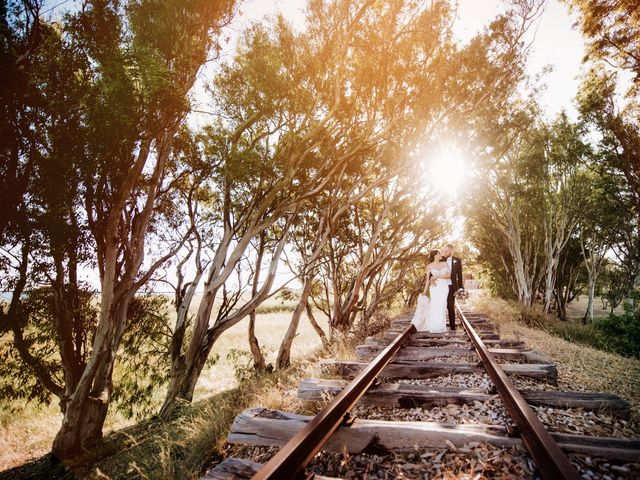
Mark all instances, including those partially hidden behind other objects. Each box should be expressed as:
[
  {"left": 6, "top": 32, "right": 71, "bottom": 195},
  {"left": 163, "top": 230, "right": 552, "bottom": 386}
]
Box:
[{"left": 0, "top": 309, "right": 396, "bottom": 480}]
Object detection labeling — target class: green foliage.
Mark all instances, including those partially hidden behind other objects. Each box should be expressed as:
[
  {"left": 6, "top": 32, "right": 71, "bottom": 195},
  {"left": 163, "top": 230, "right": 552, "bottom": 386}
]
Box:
[
  {"left": 112, "top": 295, "right": 173, "bottom": 420},
  {"left": 548, "top": 310, "right": 640, "bottom": 359},
  {"left": 0, "top": 290, "right": 175, "bottom": 419},
  {"left": 538, "top": 295, "right": 640, "bottom": 359},
  {"left": 592, "top": 310, "right": 640, "bottom": 358},
  {"left": 255, "top": 303, "right": 298, "bottom": 315},
  {"left": 564, "top": 0, "right": 640, "bottom": 95},
  {"left": 504, "top": 300, "right": 640, "bottom": 359},
  {"left": 0, "top": 287, "right": 97, "bottom": 405},
  {"left": 517, "top": 307, "right": 548, "bottom": 330},
  {"left": 226, "top": 348, "right": 273, "bottom": 383}
]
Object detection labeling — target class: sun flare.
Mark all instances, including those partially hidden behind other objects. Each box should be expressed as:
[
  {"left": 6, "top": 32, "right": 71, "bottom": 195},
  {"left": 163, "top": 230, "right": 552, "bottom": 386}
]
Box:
[{"left": 425, "top": 147, "right": 472, "bottom": 197}]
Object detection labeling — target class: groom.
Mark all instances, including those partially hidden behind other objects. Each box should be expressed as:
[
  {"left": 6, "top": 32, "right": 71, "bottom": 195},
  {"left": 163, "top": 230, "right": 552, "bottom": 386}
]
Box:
[{"left": 441, "top": 243, "right": 463, "bottom": 330}]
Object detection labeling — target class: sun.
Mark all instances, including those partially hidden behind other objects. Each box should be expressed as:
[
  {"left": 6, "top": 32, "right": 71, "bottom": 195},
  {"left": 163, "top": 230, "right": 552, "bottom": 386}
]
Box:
[{"left": 424, "top": 146, "right": 471, "bottom": 197}]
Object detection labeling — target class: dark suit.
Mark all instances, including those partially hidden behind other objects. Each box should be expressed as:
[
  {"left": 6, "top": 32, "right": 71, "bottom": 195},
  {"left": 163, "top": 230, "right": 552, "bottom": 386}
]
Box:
[{"left": 446, "top": 255, "right": 463, "bottom": 329}]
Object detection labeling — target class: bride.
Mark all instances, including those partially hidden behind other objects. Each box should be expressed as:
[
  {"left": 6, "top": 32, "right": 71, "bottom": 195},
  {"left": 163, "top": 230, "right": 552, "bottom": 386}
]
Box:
[{"left": 411, "top": 249, "right": 451, "bottom": 333}]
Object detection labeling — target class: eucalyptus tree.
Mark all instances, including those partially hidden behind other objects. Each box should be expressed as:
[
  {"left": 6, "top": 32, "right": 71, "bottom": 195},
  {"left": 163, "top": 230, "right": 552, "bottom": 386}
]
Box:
[
  {"left": 567, "top": 0, "right": 640, "bottom": 310},
  {"left": 0, "top": 0, "right": 47, "bottom": 239},
  {"left": 312, "top": 179, "right": 445, "bottom": 332},
  {"left": 1, "top": 1, "right": 91, "bottom": 414},
  {"left": 468, "top": 102, "right": 593, "bottom": 310},
  {"left": 470, "top": 103, "right": 547, "bottom": 306},
  {"left": 554, "top": 238, "right": 586, "bottom": 320},
  {"left": 1, "top": 0, "right": 237, "bottom": 459},
  {"left": 577, "top": 71, "right": 639, "bottom": 268},
  {"left": 159, "top": 0, "right": 460, "bottom": 413},
  {"left": 573, "top": 169, "right": 627, "bottom": 321},
  {"left": 358, "top": 193, "right": 445, "bottom": 325},
  {"left": 275, "top": 169, "right": 392, "bottom": 369},
  {"left": 536, "top": 115, "right": 590, "bottom": 313},
  {"left": 563, "top": 0, "right": 640, "bottom": 93}
]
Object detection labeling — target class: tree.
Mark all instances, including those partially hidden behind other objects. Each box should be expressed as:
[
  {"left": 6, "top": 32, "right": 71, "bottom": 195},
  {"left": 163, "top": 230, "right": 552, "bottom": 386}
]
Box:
[
  {"left": 1, "top": 0, "right": 237, "bottom": 459},
  {"left": 537, "top": 114, "right": 589, "bottom": 313},
  {"left": 158, "top": 0, "right": 475, "bottom": 412},
  {"left": 275, "top": 173, "right": 388, "bottom": 369},
  {"left": 563, "top": 0, "right": 640, "bottom": 91},
  {"left": 469, "top": 101, "right": 546, "bottom": 306},
  {"left": 577, "top": 70, "right": 640, "bottom": 297},
  {"left": 554, "top": 237, "right": 586, "bottom": 320}
]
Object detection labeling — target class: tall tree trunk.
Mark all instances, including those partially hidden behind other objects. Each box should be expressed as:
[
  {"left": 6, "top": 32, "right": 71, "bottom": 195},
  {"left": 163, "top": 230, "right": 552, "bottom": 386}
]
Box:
[
  {"left": 52, "top": 294, "right": 130, "bottom": 458},
  {"left": 160, "top": 227, "right": 288, "bottom": 415},
  {"left": 248, "top": 234, "right": 266, "bottom": 371},
  {"left": 584, "top": 276, "right": 597, "bottom": 324},
  {"left": 276, "top": 274, "right": 314, "bottom": 369},
  {"left": 53, "top": 131, "right": 173, "bottom": 458}
]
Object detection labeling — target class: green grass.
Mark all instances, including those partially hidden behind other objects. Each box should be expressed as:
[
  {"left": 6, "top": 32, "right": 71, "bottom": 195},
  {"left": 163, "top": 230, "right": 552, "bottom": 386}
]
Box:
[{"left": 547, "top": 311, "right": 640, "bottom": 359}]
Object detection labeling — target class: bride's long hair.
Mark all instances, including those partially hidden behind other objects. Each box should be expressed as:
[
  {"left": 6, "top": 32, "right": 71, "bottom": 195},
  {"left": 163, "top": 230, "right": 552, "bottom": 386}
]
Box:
[{"left": 427, "top": 249, "right": 440, "bottom": 263}]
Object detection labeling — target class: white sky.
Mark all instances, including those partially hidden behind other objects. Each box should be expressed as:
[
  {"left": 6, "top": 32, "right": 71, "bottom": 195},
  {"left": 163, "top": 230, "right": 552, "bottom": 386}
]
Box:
[{"left": 454, "top": 0, "right": 586, "bottom": 119}]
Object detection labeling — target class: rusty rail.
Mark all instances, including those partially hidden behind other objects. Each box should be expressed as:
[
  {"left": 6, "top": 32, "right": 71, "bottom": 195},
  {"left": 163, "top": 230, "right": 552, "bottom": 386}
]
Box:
[
  {"left": 457, "top": 304, "right": 580, "bottom": 480},
  {"left": 251, "top": 323, "right": 416, "bottom": 480}
]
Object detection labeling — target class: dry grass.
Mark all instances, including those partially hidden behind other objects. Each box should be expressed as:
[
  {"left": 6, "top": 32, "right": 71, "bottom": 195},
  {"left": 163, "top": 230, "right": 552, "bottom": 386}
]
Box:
[
  {"left": 0, "top": 310, "right": 328, "bottom": 475},
  {"left": 62, "top": 358, "right": 327, "bottom": 480},
  {"left": 470, "top": 292, "right": 640, "bottom": 427},
  {"left": 0, "top": 305, "right": 394, "bottom": 479}
]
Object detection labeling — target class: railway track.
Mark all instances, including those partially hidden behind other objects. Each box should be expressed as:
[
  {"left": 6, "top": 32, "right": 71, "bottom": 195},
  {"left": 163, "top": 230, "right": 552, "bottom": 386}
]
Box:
[{"left": 203, "top": 304, "right": 640, "bottom": 479}]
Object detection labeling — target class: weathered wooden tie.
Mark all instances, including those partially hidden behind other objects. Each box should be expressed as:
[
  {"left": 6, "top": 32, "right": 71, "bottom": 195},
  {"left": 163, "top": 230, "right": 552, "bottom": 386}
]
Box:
[
  {"left": 227, "top": 407, "right": 640, "bottom": 462},
  {"left": 355, "top": 345, "right": 549, "bottom": 363},
  {"left": 382, "top": 331, "right": 501, "bottom": 341},
  {"left": 297, "top": 378, "right": 630, "bottom": 418},
  {"left": 211, "top": 307, "right": 636, "bottom": 479},
  {"left": 202, "top": 458, "right": 340, "bottom": 480},
  {"left": 365, "top": 336, "right": 525, "bottom": 348},
  {"left": 321, "top": 359, "right": 558, "bottom": 384}
]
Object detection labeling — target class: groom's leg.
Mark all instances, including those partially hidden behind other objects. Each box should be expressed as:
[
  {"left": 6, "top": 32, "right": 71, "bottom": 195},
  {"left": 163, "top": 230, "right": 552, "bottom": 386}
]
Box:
[{"left": 447, "top": 286, "right": 456, "bottom": 330}]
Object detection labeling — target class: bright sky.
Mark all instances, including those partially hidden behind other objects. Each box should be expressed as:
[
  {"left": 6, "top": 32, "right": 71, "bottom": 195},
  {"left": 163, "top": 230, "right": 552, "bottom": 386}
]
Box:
[
  {"left": 44, "top": 0, "right": 588, "bottom": 123},
  {"left": 455, "top": 0, "right": 586, "bottom": 119}
]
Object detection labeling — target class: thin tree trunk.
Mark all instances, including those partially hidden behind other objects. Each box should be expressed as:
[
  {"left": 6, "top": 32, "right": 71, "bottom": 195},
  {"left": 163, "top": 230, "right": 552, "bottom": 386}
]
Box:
[
  {"left": 248, "top": 234, "right": 266, "bottom": 371},
  {"left": 306, "top": 303, "right": 329, "bottom": 349},
  {"left": 584, "top": 277, "right": 596, "bottom": 324},
  {"left": 160, "top": 227, "right": 289, "bottom": 415},
  {"left": 276, "top": 274, "right": 314, "bottom": 369}
]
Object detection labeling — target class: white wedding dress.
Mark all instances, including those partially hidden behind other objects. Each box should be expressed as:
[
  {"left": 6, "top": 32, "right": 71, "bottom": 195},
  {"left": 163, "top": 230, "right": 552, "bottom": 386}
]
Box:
[{"left": 411, "top": 267, "right": 449, "bottom": 333}]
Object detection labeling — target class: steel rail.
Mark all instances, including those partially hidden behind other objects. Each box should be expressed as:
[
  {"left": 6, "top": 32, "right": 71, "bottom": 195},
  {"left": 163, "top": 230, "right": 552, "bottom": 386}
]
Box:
[
  {"left": 456, "top": 304, "right": 581, "bottom": 480},
  {"left": 251, "top": 323, "right": 416, "bottom": 480}
]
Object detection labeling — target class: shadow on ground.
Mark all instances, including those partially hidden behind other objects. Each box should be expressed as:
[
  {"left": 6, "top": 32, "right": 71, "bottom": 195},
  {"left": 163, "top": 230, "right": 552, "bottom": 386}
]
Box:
[{"left": 0, "top": 386, "right": 245, "bottom": 480}]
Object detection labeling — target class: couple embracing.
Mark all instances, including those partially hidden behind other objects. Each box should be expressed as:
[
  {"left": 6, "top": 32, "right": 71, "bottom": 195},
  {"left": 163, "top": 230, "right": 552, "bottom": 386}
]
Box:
[{"left": 411, "top": 243, "right": 464, "bottom": 333}]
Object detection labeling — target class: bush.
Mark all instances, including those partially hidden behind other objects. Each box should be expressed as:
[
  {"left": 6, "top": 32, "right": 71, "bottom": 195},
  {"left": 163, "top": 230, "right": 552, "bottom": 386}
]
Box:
[
  {"left": 517, "top": 307, "right": 549, "bottom": 330},
  {"left": 592, "top": 310, "right": 640, "bottom": 358},
  {"left": 255, "top": 302, "right": 297, "bottom": 314},
  {"left": 548, "top": 309, "right": 640, "bottom": 359}
]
